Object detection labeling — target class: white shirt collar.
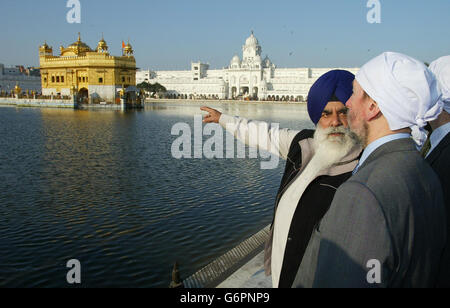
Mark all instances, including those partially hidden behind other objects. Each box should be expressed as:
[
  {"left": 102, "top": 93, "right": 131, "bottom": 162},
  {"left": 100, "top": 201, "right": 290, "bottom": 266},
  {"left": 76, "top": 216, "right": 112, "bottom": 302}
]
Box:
[
  {"left": 353, "top": 133, "right": 411, "bottom": 175},
  {"left": 427, "top": 122, "right": 450, "bottom": 158}
]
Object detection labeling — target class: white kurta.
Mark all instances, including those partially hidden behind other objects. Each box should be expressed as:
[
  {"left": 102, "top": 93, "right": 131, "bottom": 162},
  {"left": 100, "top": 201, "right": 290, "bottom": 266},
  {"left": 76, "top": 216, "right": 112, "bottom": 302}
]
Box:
[{"left": 219, "top": 114, "right": 304, "bottom": 287}]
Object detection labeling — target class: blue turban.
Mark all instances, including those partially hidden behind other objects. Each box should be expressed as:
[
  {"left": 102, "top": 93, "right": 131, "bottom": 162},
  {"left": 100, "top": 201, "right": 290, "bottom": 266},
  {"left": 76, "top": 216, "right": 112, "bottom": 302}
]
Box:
[{"left": 307, "top": 70, "right": 355, "bottom": 125}]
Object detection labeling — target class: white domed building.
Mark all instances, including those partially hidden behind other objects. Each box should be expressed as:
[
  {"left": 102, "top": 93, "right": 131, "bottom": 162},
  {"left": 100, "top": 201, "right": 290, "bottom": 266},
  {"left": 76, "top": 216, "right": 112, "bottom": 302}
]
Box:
[{"left": 137, "top": 32, "right": 359, "bottom": 101}]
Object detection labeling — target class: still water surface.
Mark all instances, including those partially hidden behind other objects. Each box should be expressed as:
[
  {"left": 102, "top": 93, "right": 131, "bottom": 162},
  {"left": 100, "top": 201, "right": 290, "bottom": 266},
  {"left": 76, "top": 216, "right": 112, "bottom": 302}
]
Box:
[{"left": 0, "top": 102, "right": 312, "bottom": 287}]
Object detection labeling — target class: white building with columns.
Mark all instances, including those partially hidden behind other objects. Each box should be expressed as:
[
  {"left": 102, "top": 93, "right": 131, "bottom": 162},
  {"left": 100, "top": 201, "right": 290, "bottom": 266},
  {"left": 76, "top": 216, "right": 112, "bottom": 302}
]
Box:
[{"left": 137, "top": 32, "right": 359, "bottom": 101}]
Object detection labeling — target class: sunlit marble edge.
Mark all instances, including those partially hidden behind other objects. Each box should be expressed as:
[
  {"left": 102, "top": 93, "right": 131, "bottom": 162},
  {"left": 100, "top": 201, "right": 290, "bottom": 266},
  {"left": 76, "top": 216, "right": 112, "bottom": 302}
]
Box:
[{"left": 183, "top": 225, "right": 271, "bottom": 288}]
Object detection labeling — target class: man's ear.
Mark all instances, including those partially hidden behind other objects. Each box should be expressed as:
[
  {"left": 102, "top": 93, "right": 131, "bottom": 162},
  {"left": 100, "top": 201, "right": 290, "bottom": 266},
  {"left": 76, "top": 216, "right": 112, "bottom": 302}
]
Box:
[{"left": 367, "top": 99, "right": 381, "bottom": 121}]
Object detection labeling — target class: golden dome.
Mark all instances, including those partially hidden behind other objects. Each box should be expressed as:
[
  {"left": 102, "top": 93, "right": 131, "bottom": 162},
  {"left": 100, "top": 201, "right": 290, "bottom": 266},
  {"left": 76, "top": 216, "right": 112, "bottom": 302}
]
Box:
[
  {"left": 40, "top": 41, "right": 52, "bottom": 51},
  {"left": 39, "top": 41, "right": 53, "bottom": 56},
  {"left": 123, "top": 41, "right": 134, "bottom": 56},
  {"left": 14, "top": 83, "right": 22, "bottom": 94},
  {"left": 96, "top": 34, "right": 109, "bottom": 53},
  {"left": 67, "top": 33, "right": 92, "bottom": 55}
]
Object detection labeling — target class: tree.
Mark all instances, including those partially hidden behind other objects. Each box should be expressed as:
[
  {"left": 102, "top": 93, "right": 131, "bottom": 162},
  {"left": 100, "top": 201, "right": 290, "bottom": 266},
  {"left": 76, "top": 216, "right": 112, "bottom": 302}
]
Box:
[{"left": 137, "top": 82, "right": 167, "bottom": 94}]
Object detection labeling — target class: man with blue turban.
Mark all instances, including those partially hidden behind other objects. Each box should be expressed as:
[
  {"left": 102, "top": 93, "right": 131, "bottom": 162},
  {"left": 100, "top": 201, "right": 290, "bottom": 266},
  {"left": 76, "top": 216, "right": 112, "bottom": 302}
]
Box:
[{"left": 201, "top": 70, "right": 362, "bottom": 288}]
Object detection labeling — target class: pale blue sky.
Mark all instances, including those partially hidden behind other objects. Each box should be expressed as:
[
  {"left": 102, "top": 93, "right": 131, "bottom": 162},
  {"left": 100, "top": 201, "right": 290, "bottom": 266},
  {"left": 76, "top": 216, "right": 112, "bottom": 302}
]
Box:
[{"left": 1, "top": 0, "right": 449, "bottom": 70}]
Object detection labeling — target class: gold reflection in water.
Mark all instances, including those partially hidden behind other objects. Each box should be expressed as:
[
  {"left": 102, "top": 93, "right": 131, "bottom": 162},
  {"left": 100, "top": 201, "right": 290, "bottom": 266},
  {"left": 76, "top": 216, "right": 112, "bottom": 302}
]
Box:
[{"left": 39, "top": 109, "right": 138, "bottom": 231}]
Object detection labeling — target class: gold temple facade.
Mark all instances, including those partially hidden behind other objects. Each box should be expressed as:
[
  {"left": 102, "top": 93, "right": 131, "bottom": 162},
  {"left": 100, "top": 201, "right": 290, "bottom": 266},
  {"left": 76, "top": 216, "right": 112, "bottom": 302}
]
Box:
[{"left": 39, "top": 33, "right": 137, "bottom": 104}]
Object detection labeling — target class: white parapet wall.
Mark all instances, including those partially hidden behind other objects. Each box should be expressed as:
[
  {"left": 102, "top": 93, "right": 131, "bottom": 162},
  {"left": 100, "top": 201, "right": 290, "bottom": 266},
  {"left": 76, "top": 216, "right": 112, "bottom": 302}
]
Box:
[{"left": 0, "top": 97, "right": 76, "bottom": 108}]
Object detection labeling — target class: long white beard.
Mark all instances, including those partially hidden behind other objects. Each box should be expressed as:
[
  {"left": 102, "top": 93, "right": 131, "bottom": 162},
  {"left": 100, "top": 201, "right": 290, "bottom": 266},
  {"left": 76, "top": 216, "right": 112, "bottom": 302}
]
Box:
[
  {"left": 271, "top": 125, "right": 360, "bottom": 287},
  {"left": 303, "top": 126, "right": 359, "bottom": 181}
]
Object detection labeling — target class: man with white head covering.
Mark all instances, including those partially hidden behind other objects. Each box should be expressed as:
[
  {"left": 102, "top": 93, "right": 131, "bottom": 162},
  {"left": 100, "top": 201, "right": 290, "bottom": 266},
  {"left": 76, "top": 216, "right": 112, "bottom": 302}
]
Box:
[
  {"left": 427, "top": 55, "right": 450, "bottom": 287},
  {"left": 292, "top": 52, "right": 446, "bottom": 288}
]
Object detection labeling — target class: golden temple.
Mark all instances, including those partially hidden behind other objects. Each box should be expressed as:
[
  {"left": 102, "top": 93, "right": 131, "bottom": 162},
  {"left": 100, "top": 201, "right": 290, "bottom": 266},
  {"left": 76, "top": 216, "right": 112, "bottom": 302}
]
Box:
[{"left": 39, "top": 33, "right": 137, "bottom": 104}]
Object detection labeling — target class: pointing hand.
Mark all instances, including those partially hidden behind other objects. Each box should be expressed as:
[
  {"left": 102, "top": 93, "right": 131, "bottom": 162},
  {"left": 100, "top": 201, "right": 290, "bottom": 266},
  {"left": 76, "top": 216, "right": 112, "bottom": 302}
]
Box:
[{"left": 201, "top": 106, "right": 222, "bottom": 124}]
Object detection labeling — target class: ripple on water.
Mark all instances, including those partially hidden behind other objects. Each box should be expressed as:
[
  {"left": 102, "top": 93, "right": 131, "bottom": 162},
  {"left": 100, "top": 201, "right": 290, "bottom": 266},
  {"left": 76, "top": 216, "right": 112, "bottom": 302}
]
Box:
[{"left": 0, "top": 104, "right": 311, "bottom": 287}]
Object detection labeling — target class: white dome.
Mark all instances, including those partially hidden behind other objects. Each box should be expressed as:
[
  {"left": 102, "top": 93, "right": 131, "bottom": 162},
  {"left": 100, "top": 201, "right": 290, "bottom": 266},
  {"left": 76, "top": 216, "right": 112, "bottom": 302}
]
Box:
[
  {"left": 230, "top": 55, "right": 241, "bottom": 67},
  {"left": 245, "top": 32, "right": 259, "bottom": 47}
]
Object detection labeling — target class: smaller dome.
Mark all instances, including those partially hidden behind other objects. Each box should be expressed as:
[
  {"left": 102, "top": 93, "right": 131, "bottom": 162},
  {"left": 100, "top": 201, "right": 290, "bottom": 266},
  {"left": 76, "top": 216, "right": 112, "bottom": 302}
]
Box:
[
  {"left": 97, "top": 35, "right": 108, "bottom": 52},
  {"left": 39, "top": 41, "right": 53, "bottom": 55},
  {"left": 124, "top": 42, "right": 134, "bottom": 55},
  {"left": 230, "top": 55, "right": 241, "bottom": 68},
  {"left": 231, "top": 55, "right": 241, "bottom": 64},
  {"left": 40, "top": 41, "right": 52, "bottom": 51},
  {"left": 263, "top": 56, "right": 272, "bottom": 68}
]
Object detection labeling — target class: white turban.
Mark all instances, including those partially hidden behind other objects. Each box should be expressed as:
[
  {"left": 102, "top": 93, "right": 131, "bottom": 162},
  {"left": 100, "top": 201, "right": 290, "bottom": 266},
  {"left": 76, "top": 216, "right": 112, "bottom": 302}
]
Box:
[
  {"left": 429, "top": 55, "right": 450, "bottom": 114},
  {"left": 356, "top": 52, "right": 443, "bottom": 147}
]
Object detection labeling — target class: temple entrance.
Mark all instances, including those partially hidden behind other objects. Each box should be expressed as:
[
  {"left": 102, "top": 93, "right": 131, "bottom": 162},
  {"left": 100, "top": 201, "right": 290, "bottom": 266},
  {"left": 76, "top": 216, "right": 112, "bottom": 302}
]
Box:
[
  {"left": 252, "top": 87, "right": 258, "bottom": 100},
  {"left": 240, "top": 87, "right": 249, "bottom": 96},
  {"left": 78, "top": 88, "right": 89, "bottom": 104}
]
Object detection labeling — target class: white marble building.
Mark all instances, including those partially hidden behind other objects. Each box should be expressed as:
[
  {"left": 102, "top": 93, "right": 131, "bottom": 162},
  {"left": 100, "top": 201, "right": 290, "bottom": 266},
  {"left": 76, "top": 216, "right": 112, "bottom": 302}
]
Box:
[
  {"left": 137, "top": 32, "right": 359, "bottom": 101},
  {"left": 0, "top": 64, "right": 42, "bottom": 93}
]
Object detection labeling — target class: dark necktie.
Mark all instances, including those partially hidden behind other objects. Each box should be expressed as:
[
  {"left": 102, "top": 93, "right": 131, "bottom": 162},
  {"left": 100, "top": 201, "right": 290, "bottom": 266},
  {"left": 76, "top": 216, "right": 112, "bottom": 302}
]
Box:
[{"left": 421, "top": 135, "right": 432, "bottom": 158}]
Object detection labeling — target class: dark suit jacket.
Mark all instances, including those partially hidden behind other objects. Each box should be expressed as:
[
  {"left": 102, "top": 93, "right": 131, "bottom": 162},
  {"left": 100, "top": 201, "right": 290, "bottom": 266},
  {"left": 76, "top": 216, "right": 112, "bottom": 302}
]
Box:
[
  {"left": 293, "top": 138, "right": 447, "bottom": 288},
  {"left": 426, "top": 132, "right": 450, "bottom": 287}
]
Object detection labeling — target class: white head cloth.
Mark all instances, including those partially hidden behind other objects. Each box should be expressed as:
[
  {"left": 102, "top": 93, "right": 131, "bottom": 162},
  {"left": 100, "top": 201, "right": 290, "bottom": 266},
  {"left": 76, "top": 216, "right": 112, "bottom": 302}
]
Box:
[
  {"left": 429, "top": 55, "right": 450, "bottom": 114},
  {"left": 356, "top": 52, "right": 443, "bottom": 147}
]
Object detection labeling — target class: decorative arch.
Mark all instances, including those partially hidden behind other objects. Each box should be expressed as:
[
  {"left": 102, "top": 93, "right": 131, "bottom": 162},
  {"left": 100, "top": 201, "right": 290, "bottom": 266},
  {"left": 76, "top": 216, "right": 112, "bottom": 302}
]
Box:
[{"left": 78, "top": 88, "right": 89, "bottom": 103}]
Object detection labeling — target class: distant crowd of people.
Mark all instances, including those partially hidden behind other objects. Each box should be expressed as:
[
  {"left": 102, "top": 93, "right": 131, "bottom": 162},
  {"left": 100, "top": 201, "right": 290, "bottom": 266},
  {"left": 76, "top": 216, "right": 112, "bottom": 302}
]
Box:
[
  {"left": 154, "top": 93, "right": 305, "bottom": 102},
  {"left": 202, "top": 52, "right": 450, "bottom": 288}
]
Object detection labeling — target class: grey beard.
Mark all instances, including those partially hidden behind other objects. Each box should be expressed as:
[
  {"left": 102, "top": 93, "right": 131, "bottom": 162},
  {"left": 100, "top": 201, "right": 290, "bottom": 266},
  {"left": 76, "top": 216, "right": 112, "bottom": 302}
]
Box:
[{"left": 349, "top": 120, "right": 370, "bottom": 148}]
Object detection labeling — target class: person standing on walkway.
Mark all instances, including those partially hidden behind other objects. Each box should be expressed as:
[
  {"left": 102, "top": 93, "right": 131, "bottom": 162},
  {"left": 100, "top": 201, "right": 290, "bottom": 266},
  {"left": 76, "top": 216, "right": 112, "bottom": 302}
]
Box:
[
  {"left": 202, "top": 70, "right": 363, "bottom": 288},
  {"left": 426, "top": 55, "right": 450, "bottom": 287},
  {"left": 293, "top": 52, "right": 446, "bottom": 288}
]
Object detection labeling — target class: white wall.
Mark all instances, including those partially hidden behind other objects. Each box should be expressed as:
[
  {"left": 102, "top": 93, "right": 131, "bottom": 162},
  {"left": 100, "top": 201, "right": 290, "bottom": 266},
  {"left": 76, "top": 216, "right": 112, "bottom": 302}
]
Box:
[{"left": 89, "top": 85, "right": 117, "bottom": 102}]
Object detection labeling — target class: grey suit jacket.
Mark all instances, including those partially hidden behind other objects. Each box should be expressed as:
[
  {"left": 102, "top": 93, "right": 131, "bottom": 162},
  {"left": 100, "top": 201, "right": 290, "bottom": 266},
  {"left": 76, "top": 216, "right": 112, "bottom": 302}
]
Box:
[
  {"left": 426, "top": 132, "right": 450, "bottom": 287},
  {"left": 293, "top": 138, "right": 447, "bottom": 288}
]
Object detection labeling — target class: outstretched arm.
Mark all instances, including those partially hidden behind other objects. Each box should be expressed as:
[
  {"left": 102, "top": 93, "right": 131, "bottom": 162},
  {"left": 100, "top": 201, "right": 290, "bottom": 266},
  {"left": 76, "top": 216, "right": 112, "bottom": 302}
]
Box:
[{"left": 201, "top": 106, "right": 300, "bottom": 160}]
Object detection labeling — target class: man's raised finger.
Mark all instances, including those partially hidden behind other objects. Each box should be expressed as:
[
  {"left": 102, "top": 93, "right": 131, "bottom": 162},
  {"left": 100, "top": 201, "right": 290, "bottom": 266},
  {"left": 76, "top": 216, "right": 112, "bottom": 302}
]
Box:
[{"left": 200, "top": 106, "right": 213, "bottom": 113}]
